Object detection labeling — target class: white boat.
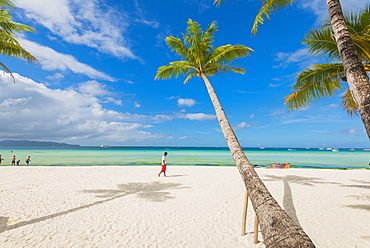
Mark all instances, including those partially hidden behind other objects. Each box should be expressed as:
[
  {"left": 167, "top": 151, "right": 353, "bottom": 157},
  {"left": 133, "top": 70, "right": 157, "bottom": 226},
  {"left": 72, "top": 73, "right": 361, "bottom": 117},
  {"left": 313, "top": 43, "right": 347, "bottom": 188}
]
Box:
[
  {"left": 332, "top": 148, "right": 339, "bottom": 152},
  {"left": 100, "top": 144, "right": 110, "bottom": 148}
]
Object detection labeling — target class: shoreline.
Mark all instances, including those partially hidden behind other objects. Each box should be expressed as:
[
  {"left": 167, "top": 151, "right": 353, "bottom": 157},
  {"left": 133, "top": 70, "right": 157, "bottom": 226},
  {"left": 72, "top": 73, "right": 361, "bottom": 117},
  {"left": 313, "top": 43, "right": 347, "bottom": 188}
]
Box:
[
  {"left": 1, "top": 166, "right": 369, "bottom": 247},
  {"left": 1, "top": 164, "right": 370, "bottom": 170}
]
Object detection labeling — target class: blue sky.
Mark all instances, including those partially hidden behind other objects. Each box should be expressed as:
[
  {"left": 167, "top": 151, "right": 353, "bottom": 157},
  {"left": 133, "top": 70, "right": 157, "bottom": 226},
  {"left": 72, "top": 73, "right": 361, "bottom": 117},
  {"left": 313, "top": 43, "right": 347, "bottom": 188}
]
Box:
[{"left": 0, "top": 0, "right": 369, "bottom": 148}]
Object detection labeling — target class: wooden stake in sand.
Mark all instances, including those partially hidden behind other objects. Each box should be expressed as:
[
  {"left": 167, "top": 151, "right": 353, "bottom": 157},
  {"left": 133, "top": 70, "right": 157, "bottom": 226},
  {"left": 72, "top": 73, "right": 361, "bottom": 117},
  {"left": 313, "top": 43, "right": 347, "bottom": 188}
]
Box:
[
  {"left": 241, "top": 190, "right": 249, "bottom": 236},
  {"left": 241, "top": 190, "right": 260, "bottom": 244},
  {"left": 254, "top": 215, "right": 259, "bottom": 244}
]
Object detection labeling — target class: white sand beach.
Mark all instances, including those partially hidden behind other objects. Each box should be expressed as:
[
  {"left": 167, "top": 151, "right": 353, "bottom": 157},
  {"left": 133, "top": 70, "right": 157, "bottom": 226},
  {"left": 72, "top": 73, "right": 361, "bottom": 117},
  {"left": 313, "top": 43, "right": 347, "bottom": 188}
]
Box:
[{"left": 1, "top": 166, "right": 369, "bottom": 248}]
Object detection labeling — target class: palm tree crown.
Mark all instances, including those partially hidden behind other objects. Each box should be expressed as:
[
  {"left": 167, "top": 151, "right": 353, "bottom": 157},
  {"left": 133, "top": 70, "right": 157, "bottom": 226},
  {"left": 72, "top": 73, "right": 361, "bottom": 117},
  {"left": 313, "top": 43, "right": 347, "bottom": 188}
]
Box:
[
  {"left": 285, "top": 6, "right": 370, "bottom": 116},
  {"left": 0, "top": 0, "right": 39, "bottom": 78},
  {"left": 155, "top": 19, "right": 253, "bottom": 82}
]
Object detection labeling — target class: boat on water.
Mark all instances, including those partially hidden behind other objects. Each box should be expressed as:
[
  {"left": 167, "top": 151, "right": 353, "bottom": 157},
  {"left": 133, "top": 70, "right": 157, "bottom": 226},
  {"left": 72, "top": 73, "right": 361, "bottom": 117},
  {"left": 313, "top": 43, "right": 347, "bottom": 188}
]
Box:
[
  {"left": 100, "top": 144, "right": 110, "bottom": 148},
  {"left": 332, "top": 148, "right": 339, "bottom": 152}
]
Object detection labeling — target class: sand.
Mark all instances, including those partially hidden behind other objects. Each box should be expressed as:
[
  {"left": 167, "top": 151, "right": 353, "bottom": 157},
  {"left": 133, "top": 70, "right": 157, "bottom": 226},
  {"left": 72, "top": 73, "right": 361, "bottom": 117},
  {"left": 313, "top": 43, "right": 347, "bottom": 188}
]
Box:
[{"left": 0, "top": 166, "right": 369, "bottom": 248}]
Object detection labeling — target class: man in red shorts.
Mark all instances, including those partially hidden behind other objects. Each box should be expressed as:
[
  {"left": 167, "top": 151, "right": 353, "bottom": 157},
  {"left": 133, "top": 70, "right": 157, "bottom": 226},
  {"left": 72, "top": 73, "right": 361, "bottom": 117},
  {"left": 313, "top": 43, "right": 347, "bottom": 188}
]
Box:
[{"left": 158, "top": 152, "right": 168, "bottom": 177}]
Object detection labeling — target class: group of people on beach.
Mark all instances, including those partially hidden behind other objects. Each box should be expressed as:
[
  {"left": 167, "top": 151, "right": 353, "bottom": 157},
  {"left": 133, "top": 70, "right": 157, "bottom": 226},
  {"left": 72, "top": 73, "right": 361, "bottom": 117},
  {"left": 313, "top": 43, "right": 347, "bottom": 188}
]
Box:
[{"left": 0, "top": 155, "right": 31, "bottom": 166}]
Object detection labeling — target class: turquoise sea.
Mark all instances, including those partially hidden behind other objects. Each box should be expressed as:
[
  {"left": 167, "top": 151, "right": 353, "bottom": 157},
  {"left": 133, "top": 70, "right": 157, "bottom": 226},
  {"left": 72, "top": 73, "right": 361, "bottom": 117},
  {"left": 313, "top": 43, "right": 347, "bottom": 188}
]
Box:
[{"left": 0, "top": 147, "right": 369, "bottom": 169}]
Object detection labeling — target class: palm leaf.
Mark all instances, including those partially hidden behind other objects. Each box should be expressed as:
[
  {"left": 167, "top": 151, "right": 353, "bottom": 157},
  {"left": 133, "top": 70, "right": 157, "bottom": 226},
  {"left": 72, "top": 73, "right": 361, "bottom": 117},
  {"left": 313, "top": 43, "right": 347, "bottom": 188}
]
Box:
[
  {"left": 207, "top": 44, "right": 253, "bottom": 65},
  {"left": 285, "top": 63, "right": 345, "bottom": 110},
  {"left": 0, "top": 0, "right": 14, "bottom": 9},
  {"left": 155, "top": 61, "right": 194, "bottom": 80},
  {"left": 0, "top": 61, "right": 14, "bottom": 82},
  {"left": 165, "top": 36, "right": 189, "bottom": 59},
  {"left": 341, "top": 89, "right": 359, "bottom": 116},
  {"left": 252, "top": 0, "right": 295, "bottom": 35},
  {"left": 303, "top": 28, "right": 340, "bottom": 61},
  {"left": 155, "top": 19, "right": 251, "bottom": 83}
]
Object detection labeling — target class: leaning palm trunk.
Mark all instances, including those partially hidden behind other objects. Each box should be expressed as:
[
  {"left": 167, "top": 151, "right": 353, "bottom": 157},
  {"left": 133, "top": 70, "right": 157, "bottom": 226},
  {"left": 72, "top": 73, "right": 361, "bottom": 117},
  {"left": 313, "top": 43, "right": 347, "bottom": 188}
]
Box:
[
  {"left": 200, "top": 72, "right": 315, "bottom": 247},
  {"left": 327, "top": 0, "right": 370, "bottom": 139}
]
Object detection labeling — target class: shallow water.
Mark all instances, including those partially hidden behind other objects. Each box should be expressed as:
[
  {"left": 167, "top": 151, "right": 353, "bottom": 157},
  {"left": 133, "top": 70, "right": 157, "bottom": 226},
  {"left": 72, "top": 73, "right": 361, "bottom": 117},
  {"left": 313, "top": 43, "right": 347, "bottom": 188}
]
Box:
[{"left": 0, "top": 147, "right": 369, "bottom": 169}]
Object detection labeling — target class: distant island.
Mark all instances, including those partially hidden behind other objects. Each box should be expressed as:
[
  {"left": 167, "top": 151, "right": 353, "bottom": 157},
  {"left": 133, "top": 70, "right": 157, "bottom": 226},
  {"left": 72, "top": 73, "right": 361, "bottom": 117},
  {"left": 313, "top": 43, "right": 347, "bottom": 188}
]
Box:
[{"left": 0, "top": 140, "right": 80, "bottom": 148}]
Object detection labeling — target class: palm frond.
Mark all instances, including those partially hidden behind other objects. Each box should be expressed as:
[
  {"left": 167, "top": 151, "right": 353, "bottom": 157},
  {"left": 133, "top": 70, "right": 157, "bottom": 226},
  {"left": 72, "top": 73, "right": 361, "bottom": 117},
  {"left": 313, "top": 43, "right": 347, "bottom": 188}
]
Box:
[
  {"left": 351, "top": 34, "right": 370, "bottom": 61},
  {"left": 344, "top": 5, "right": 370, "bottom": 34},
  {"left": 285, "top": 63, "right": 345, "bottom": 110},
  {"left": 252, "top": 0, "right": 295, "bottom": 35},
  {"left": 184, "top": 19, "right": 203, "bottom": 47},
  {"left": 303, "top": 28, "right": 339, "bottom": 61},
  {"left": 207, "top": 44, "right": 253, "bottom": 66},
  {"left": 165, "top": 36, "right": 189, "bottom": 59},
  {"left": 156, "top": 19, "right": 248, "bottom": 84},
  {"left": 341, "top": 89, "right": 359, "bottom": 116},
  {"left": 0, "top": 61, "right": 14, "bottom": 82},
  {"left": 0, "top": 9, "right": 36, "bottom": 34},
  {"left": 183, "top": 71, "right": 198, "bottom": 84},
  {"left": 0, "top": 0, "right": 15, "bottom": 9},
  {"left": 295, "top": 63, "right": 345, "bottom": 89},
  {"left": 154, "top": 61, "right": 194, "bottom": 80},
  {"left": 0, "top": 33, "right": 38, "bottom": 63},
  {"left": 213, "top": 0, "right": 224, "bottom": 7}
]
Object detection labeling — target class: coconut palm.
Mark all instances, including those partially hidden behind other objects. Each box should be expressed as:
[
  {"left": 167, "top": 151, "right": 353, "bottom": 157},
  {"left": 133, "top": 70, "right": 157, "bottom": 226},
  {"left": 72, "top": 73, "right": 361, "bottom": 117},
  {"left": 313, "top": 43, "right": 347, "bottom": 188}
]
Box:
[
  {"left": 214, "top": 0, "right": 370, "bottom": 138},
  {"left": 0, "top": 0, "right": 38, "bottom": 80},
  {"left": 285, "top": 6, "right": 370, "bottom": 116},
  {"left": 155, "top": 19, "right": 315, "bottom": 248}
]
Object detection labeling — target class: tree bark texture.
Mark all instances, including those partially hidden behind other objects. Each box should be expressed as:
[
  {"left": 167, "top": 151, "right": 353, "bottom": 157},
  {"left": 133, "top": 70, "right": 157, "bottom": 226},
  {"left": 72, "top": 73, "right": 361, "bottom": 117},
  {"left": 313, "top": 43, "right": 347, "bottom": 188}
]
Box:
[
  {"left": 200, "top": 73, "right": 315, "bottom": 247},
  {"left": 327, "top": 0, "right": 370, "bottom": 139}
]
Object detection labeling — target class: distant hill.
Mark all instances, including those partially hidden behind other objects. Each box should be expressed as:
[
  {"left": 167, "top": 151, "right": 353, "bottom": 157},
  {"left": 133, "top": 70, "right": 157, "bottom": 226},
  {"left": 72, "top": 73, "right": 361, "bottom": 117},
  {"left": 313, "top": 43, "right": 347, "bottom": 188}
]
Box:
[{"left": 0, "top": 140, "right": 80, "bottom": 147}]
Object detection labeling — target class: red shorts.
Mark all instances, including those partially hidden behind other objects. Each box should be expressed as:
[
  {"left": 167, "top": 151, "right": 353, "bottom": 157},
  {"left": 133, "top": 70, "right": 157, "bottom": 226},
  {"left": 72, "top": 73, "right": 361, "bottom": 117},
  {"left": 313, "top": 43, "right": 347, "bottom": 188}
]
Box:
[{"left": 161, "top": 164, "right": 166, "bottom": 172}]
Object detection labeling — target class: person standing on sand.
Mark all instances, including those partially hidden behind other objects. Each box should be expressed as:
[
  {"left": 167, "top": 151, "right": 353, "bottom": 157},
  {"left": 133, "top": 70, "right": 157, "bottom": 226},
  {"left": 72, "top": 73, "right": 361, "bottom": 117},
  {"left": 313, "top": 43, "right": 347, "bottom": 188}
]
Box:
[
  {"left": 11, "top": 156, "right": 16, "bottom": 166},
  {"left": 158, "top": 152, "right": 168, "bottom": 177},
  {"left": 0, "top": 155, "right": 3, "bottom": 164},
  {"left": 25, "top": 156, "right": 31, "bottom": 166}
]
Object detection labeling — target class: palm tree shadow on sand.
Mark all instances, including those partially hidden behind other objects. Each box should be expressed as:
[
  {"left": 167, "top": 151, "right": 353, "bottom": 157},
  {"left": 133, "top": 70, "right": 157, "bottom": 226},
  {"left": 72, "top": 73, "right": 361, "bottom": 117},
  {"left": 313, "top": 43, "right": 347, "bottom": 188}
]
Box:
[
  {"left": 0, "top": 181, "right": 186, "bottom": 233},
  {"left": 262, "top": 174, "right": 336, "bottom": 227}
]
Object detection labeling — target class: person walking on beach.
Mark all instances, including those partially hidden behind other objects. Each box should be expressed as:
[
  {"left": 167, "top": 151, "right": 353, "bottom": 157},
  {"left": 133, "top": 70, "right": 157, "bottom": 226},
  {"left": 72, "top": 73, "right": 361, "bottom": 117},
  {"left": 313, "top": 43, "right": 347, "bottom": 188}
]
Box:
[
  {"left": 11, "top": 156, "right": 16, "bottom": 166},
  {"left": 0, "top": 155, "right": 3, "bottom": 164},
  {"left": 158, "top": 152, "right": 168, "bottom": 177},
  {"left": 25, "top": 156, "right": 31, "bottom": 166},
  {"left": 16, "top": 160, "right": 20, "bottom": 166}
]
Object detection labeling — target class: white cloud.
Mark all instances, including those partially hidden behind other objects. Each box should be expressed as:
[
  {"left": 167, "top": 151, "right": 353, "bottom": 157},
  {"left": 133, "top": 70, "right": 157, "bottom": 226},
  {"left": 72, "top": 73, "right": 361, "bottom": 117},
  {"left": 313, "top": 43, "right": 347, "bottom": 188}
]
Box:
[
  {"left": 269, "top": 109, "right": 285, "bottom": 116},
  {"left": 274, "top": 48, "right": 317, "bottom": 69},
  {"left": 134, "top": 101, "right": 141, "bottom": 108},
  {"left": 269, "top": 83, "right": 281, "bottom": 88},
  {"left": 182, "top": 113, "right": 216, "bottom": 121},
  {"left": 20, "top": 39, "right": 116, "bottom": 81},
  {"left": 328, "top": 127, "right": 358, "bottom": 135},
  {"left": 234, "top": 122, "right": 253, "bottom": 131},
  {"left": 327, "top": 103, "right": 339, "bottom": 108},
  {"left": 16, "top": 0, "right": 137, "bottom": 59},
  {"left": 103, "top": 97, "right": 122, "bottom": 106},
  {"left": 77, "top": 80, "right": 110, "bottom": 96},
  {"left": 46, "top": 73, "right": 65, "bottom": 81},
  {"left": 178, "top": 98, "right": 196, "bottom": 107},
  {"left": 0, "top": 71, "right": 163, "bottom": 144},
  {"left": 299, "top": 0, "right": 370, "bottom": 22}
]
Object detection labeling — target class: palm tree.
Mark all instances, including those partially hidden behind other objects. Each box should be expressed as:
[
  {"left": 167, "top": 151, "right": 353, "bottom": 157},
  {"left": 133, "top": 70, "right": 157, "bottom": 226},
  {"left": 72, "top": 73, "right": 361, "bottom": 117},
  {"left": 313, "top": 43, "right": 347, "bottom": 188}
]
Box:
[
  {"left": 155, "top": 19, "right": 315, "bottom": 248},
  {"left": 0, "top": 0, "right": 38, "bottom": 80},
  {"left": 214, "top": 0, "right": 370, "bottom": 139},
  {"left": 285, "top": 6, "right": 370, "bottom": 116}
]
